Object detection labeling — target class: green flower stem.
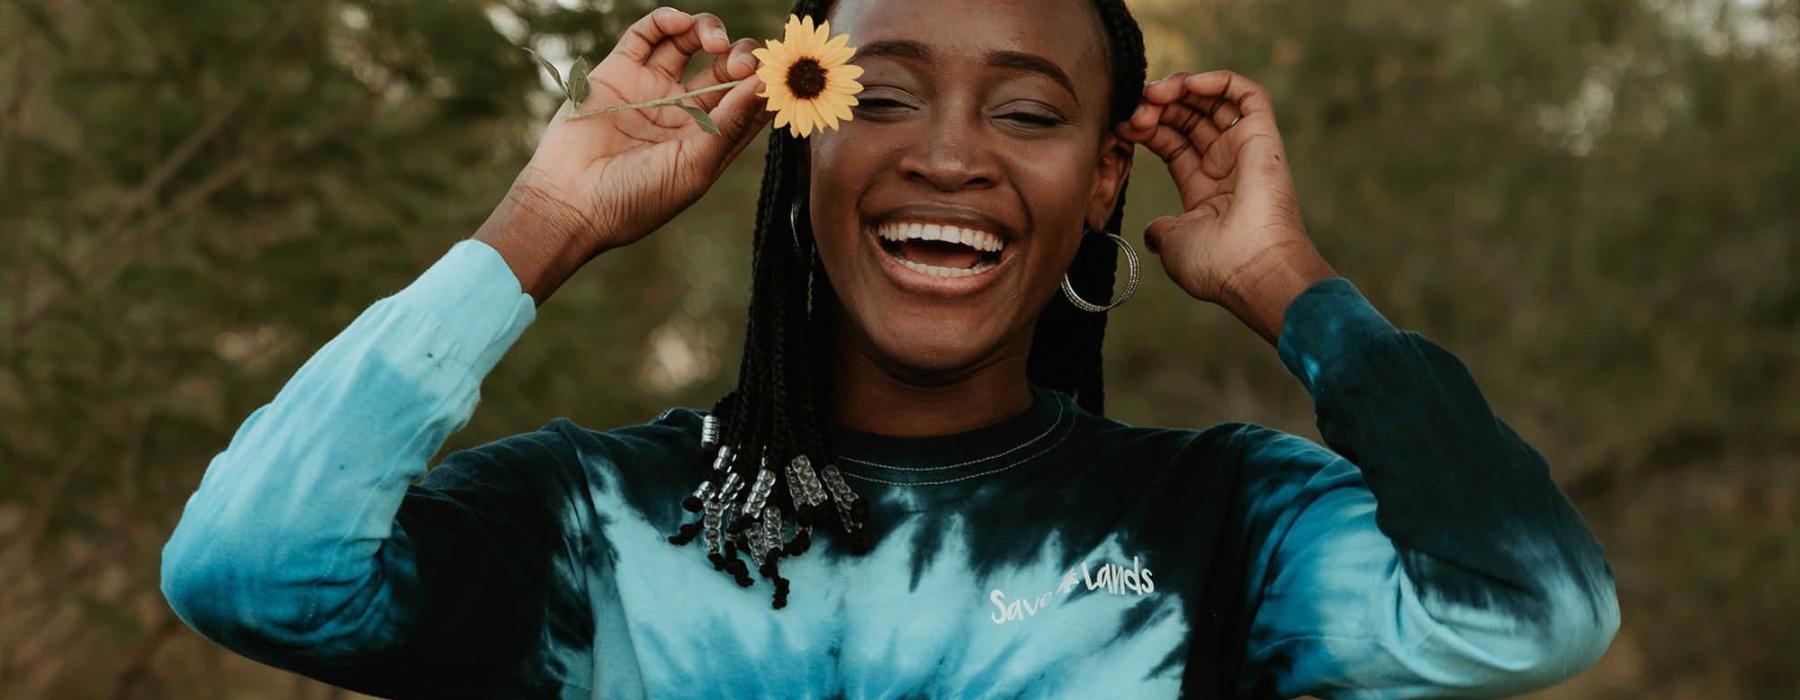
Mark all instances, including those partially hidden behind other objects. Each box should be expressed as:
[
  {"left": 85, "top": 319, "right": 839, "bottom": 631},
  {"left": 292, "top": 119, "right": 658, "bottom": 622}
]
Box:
[{"left": 565, "top": 79, "right": 748, "bottom": 121}]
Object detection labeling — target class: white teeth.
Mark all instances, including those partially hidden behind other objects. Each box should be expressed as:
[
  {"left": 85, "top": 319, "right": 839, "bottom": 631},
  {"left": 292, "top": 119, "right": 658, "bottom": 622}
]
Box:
[
  {"left": 875, "top": 221, "right": 1004, "bottom": 253},
  {"left": 894, "top": 257, "right": 999, "bottom": 278}
]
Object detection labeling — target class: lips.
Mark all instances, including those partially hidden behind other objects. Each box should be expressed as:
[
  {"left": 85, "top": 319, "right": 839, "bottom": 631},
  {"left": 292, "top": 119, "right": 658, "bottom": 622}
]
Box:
[
  {"left": 875, "top": 222, "right": 1004, "bottom": 278},
  {"left": 860, "top": 204, "right": 1018, "bottom": 297}
]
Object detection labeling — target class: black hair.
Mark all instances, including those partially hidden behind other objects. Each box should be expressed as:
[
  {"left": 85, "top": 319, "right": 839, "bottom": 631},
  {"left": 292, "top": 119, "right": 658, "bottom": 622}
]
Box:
[{"left": 668, "top": 0, "right": 1147, "bottom": 608}]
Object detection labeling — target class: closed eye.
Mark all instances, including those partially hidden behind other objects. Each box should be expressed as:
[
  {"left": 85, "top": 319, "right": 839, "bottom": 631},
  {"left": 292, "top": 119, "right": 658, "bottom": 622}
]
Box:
[
  {"left": 853, "top": 96, "right": 918, "bottom": 117},
  {"left": 999, "top": 112, "right": 1063, "bottom": 127}
]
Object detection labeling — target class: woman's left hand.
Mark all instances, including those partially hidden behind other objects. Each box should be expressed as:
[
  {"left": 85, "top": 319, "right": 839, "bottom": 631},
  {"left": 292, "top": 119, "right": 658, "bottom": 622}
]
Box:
[{"left": 1116, "top": 71, "right": 1338, "bottom": 343}]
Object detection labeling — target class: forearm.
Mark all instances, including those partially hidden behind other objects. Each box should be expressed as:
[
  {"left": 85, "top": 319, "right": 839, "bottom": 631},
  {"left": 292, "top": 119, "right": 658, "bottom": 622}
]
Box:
[
  {"left": 1275, "top": 278, "right": 1613, "bottom": 592},
  {"left": 473, "top": 172, "right": 603, "bottom": 305},
  {"left": 161, "top": 240, "right": 535, "bottom": 653},
  {"left": 1219, "top": 239, "right": 1338, "bottom": 345},
  {"left": 1238, "top": 278, "right": 1619, "bottom": 696}
]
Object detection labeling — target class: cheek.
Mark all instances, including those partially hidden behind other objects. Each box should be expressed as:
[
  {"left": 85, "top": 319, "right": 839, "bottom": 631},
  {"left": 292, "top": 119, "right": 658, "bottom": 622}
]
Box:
[
  {"left": 1010, "top": 147, "right": 1100, "bottom": 258},
  {"left": 807, "top": 133, "right": 876, "bottom": 240}
]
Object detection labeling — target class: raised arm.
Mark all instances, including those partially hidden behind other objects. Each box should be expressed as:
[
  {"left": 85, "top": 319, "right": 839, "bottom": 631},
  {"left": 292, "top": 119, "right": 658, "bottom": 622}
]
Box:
[
  {"left": 161, "top": 8, "right": 774, "bottom": 695},
  {"left": 1117, "top": 71, "right": 1617, "bottom": 696},
  {"left": 1231, "top": 279, "right": 1618, "bottom": 697},
  {"left": 159, "top": 241, "right": 600, "bottom": 695}
]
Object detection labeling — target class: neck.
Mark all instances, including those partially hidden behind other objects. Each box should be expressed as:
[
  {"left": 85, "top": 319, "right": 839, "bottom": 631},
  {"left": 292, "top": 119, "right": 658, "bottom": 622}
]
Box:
[{"left": 830, "top": 329, "right": 1035, "bottom": 438}]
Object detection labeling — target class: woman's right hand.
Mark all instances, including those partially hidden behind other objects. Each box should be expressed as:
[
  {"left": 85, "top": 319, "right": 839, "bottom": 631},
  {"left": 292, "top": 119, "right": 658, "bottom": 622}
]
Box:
[{"left": 477, "top": 7, "right": 772, "bottom": 303}]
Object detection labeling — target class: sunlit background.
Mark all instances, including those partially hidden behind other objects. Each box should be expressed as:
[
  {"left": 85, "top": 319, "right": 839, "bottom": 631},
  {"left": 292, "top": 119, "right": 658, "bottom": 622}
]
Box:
[{"left": 2, "top": 0, "right": 1796, "bottom": 697}]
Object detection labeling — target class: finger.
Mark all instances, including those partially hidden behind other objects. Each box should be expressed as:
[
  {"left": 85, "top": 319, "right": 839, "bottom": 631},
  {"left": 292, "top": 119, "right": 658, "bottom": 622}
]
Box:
[
  {"left": 1164, "top": 90, "right": 1250, "bottom": 139},
  {"left": 1133, "top": 72, "right": 1255, "bottom": 146},
  {"left": 1209, "top": 101, "right": 1245, "bottom": 132},
  {"left": 643, "top": 12, "right": 728, "bottom": 82},
  {"left": 609, "top": 7, "right": 697, "bottom": 67},
  {"left": 1142, "top": 215, "right": 1181, "bottom": 255},
  {"left": 1141, "top": 71, "right": 1193, "bottom": 106},
  {"left": 690, "top": 13, "right": 732, "bottom": 54},
  {"left": 1143, "top": 121, "right": 1235, "bottom": 209},
  {"left": 689, "top": 37, "right": 760, "bottom": 112},
  {"left": 696, "top": 75, "right": 772, "bottom": 168},
  {"left": 1138, "top": 120, "right": 1203, "bottom": 184},
  {"left": 1116, "top": 101, "right": 1163, "bottom": 142},
  {"left": 1182, "top": 71, "right": 1276, "bottom": 118},
  {"left": 1154, "top": 101, "right": 1242, "bottom": 176}
]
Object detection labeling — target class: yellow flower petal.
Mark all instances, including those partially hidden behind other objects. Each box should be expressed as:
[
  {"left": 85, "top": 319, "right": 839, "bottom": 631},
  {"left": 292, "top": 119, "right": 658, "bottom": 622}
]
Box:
[
  {"left": 763, "top": 39, "right": 790, "bottom": 64},
  {"left": 804, "top": 101, "right": 827, "bottom": 137},
  {"left": 810, "top": 100, "right": 835, "bottom": 131},
  {"left": 767, "top": 90, "right": 793, "bottom": 111},
  {"left": 825, "top": 95, "right": 854, "bottom": 123},
  {"left": 830, "top": 63, "right": 864, "bottom": 82},
  {"left": 755, "top": 65, "right": 785, "bottom": 90},
  {"left": 757, "top": 14, "right": 864, "bottom": 138},
  {"left": 822, "top": 33, "right": 850, "bottom": 59}
]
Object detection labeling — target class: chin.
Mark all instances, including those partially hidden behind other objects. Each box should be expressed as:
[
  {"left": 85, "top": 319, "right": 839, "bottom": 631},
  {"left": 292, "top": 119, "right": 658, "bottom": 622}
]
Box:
[
  {"left": 819, "top": 206, "right": 1058, "bottom": 383},
  {"left": 857, "top": 307, "right": 1015, "bottom": 380}
]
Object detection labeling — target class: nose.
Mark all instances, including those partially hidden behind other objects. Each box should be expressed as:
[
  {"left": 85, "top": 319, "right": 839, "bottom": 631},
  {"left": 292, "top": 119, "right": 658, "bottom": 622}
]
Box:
[{"left": 897, "top": 109, "right": 1000, "bottom": 192}]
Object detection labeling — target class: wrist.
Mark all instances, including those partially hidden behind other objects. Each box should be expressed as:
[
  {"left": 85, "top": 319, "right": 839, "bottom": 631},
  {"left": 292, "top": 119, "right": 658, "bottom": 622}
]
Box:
[
  {"left": 1218, "top": 239, "right": 1337, "bottom": 345},
  {"left": 473, "top": 178, "right": 599, "bottom": 305}
]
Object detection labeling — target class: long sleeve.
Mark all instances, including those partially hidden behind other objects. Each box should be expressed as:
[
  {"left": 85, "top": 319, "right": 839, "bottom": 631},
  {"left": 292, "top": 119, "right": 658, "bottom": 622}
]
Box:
[
  {"left": 160, "top": 240, "right": 596, "bottom": 697},
  {"left": 1234, "top": 278, "right": 1620, "bottom": 698}
]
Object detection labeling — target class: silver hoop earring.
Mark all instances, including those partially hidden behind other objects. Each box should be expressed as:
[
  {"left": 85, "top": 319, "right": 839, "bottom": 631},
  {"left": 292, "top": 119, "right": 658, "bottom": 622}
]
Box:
[{"left": 1059, "top": 231, "right": 1140, "bottom": 313}]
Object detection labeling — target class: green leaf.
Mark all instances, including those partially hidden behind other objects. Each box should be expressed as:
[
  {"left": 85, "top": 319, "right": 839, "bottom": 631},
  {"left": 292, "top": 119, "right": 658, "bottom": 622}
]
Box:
[
  {"left": 567, "top": 57, "right": 592, "bottom": 105},
  {"left": 522, "top": 47, "right": 565, "bottom": 94},
  {"left": 680, "top": 103, "right": 720, "bottom": 135}
]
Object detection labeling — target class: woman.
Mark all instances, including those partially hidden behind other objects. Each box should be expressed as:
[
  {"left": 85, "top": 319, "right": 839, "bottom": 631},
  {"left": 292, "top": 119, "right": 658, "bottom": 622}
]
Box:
[{"left": 161, "top": 0, "right": 1620, "bottom": 697}]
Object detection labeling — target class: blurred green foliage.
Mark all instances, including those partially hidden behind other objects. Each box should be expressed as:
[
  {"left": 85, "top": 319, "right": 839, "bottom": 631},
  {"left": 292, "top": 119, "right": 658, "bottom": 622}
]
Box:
[{"left": 1, "top": 0, "right": 1794, "bottom": 697}]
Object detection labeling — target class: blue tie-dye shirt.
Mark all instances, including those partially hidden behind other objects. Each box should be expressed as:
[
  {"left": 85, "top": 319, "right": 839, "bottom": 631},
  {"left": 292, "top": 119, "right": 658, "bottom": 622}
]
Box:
[{"left": 162, "top": 240, "right": 1619, "bottom": 699}]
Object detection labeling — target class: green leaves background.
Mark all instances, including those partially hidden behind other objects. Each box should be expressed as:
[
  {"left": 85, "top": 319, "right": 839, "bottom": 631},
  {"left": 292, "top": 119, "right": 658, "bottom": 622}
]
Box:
[{"left": 1, "top": 0, "right": 1795, "bottom": 697}]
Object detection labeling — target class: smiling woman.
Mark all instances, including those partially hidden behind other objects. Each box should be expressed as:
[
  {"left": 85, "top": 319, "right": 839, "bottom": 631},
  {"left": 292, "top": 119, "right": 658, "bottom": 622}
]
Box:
[{"left": 159, "top": 1, "right": 1619, "bottom": 698}]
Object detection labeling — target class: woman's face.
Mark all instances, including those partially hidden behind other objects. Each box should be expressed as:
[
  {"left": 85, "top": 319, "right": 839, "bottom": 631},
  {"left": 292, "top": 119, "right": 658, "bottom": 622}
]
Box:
[{"left": 808, "top": 0, "right": 1129, "bottom": 382}]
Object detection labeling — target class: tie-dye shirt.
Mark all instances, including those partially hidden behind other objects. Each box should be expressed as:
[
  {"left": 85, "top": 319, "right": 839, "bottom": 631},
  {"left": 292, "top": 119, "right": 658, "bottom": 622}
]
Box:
[{"left": 162, "top": 240, "right": 1619, "bottom": 699}]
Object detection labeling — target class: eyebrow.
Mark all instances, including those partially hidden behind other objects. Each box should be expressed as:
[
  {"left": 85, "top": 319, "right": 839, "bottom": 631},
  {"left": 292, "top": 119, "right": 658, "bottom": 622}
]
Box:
[{"left": 856, "top": 39, "right": 1079, "bottom": 102}]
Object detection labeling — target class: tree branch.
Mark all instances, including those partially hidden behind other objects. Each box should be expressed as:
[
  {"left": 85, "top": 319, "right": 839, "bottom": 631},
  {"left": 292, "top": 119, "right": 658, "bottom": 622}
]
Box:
[{"left": 10, "top": 85, "right": 388, "bottom": 340}]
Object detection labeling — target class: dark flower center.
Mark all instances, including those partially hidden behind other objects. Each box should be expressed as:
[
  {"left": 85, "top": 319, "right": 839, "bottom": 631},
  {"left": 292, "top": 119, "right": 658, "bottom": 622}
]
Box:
[{"left": 785, "top": 58, "right": 827, "bottom": 99}]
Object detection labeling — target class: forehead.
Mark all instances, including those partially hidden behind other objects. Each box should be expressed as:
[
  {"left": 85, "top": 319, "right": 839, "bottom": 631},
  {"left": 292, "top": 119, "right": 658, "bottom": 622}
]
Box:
[{"left": 827, "top": 0, "right": 1112, "bottom": 98}]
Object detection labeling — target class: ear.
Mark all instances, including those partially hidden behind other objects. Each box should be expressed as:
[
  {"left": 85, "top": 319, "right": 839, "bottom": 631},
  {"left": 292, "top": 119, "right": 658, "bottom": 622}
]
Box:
[{"left": 1086, "top": 131, "right": 1133, "bottom": 231}]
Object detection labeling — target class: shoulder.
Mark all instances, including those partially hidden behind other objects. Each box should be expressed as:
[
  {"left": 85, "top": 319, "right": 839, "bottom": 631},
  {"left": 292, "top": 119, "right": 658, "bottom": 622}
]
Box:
[
  {"left": 531, "top": 408, "right": 712, "bottom": 525},
  {"left": 422, "top": 408, "right": 708, "bottom": 503},
  {"left": 530, "top": 408, "right": 711, "bottom": 481},
  {"left": 1055, "top": 407, "right": 1265, "bottom": 501},
  {"left": 1069, "top": 412, "right": 1360, "bottom": 505},
  {"left": 538, "top": 407, "right": 709, "bottom": 464},
  {"left": 1067, "top": 409, "right": 1298, "bottom": 477}
]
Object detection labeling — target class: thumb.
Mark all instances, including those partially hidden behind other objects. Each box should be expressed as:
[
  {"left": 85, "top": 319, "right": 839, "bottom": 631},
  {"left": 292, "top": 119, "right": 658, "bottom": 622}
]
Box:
[
  {"left": 1143, "top": 215, "right": 1181, "bottom": 255},
  {"left": 699, "top": 75, "right": 772, "bottom": 166}
]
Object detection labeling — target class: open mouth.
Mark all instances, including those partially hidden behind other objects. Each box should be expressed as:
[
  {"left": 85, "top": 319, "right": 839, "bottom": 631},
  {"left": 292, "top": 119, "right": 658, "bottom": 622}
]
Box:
[{"left": 873, "top": 222, "right": 1005, "bottom": 278}]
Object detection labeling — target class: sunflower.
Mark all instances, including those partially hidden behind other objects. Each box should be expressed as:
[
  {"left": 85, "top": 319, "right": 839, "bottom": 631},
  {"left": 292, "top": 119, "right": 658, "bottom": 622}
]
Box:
[{"left": 753, "top": 15, "right": 864, "bottom": 138}]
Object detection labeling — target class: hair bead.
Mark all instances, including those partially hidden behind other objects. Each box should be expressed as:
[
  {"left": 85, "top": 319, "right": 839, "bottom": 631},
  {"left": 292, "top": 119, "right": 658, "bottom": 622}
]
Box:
[
  {"left": 682, "top": 480, "right": 713, "bottom": 513},
  {"left": 700, "top": 413, "right": 721, "bottom": 449}
]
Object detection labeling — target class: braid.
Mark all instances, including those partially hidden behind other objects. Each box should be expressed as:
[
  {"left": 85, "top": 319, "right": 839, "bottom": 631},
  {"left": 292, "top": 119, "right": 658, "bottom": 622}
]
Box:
[
  {"left": 669, "top": 0, "right": 1145, "bottom": 607},
  {"left": 1028, "top": 0, "right": 1146, "bottom": 415}
]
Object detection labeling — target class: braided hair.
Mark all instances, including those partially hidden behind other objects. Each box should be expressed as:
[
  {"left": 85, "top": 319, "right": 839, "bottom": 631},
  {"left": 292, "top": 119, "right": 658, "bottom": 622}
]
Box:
[{"left": 668, "top": 0, "right": 1148, "bottom": 608}]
